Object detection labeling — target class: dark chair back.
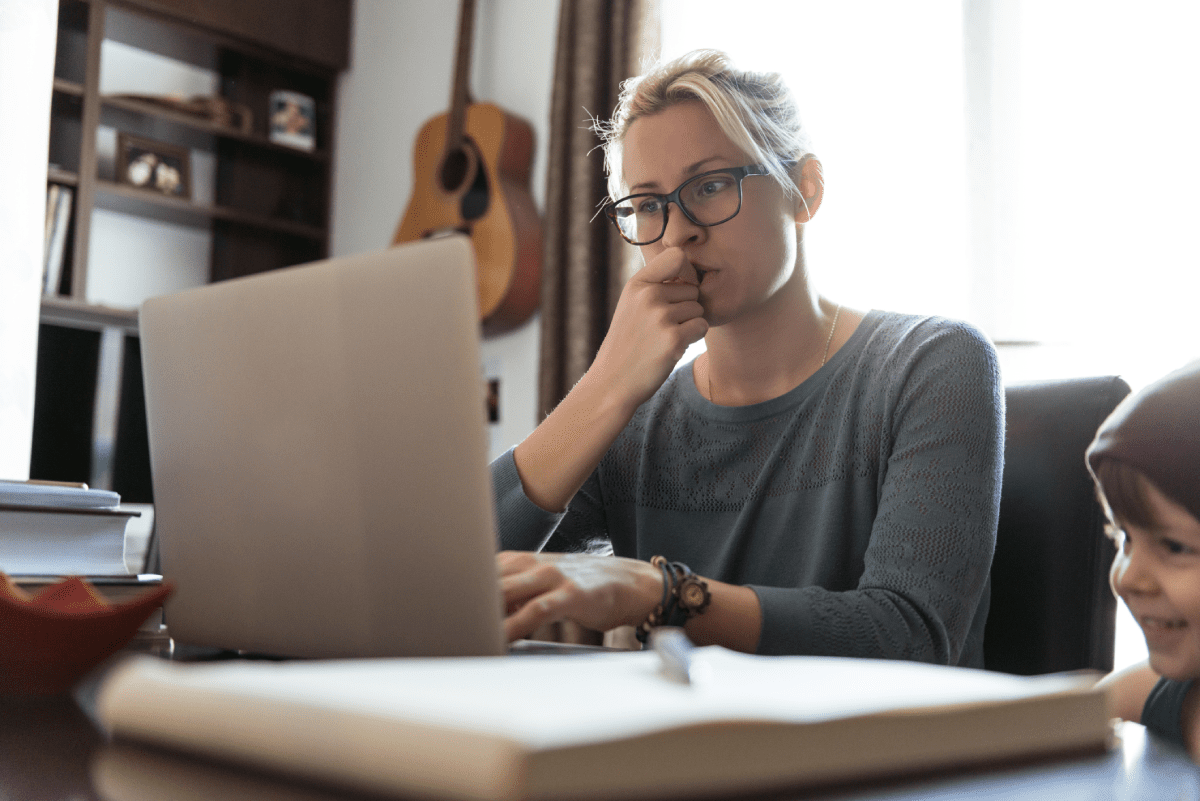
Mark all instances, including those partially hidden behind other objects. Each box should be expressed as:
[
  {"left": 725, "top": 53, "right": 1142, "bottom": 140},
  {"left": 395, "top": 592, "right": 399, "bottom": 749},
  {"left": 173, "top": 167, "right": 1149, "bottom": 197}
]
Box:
[{"left": 983, "top": 375, "right": 1131, "bottom": 675}]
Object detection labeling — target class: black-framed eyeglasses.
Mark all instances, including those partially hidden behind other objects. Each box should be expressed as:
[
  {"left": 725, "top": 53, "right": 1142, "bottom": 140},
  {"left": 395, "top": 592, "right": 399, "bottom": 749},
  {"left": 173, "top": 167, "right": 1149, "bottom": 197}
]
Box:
[{"left": 603, "top": 164, "right": 771, "bottom": 246}]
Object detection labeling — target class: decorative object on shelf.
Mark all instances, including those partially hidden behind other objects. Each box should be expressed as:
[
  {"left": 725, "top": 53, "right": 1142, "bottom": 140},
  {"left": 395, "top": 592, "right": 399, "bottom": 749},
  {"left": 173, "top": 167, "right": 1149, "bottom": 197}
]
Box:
[
  {"left": 116, "top": 134, "right": 191, "bottom": 199},
  {"left": 268, "top": 89, "right": 316, "bottom": 151},
  {"left": 106, "top": 93, "right": 253, "bottom": 134},
  {"left": 0, "top": 573, "right": 172, "bottom": 696}
]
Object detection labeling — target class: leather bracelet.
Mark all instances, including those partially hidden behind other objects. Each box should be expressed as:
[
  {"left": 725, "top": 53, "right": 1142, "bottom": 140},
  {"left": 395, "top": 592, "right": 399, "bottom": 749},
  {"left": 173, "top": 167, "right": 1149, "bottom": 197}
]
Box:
[{"left": 636, "top": 556, "right": 711, "bottom": 643}]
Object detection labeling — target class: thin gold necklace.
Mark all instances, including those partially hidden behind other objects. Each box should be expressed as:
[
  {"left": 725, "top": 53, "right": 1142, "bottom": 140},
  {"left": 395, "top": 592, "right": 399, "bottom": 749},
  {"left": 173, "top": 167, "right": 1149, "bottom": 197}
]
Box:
[{"left": 706, "top": 303, "right": 841, "bottom": 404}]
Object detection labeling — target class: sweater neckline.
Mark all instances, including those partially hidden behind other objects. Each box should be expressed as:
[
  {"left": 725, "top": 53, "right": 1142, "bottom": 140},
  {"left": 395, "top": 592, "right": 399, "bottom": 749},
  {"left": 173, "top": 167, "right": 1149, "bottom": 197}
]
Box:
[{"left": 680, "top": 309, "right": 881, "bottom": 421}]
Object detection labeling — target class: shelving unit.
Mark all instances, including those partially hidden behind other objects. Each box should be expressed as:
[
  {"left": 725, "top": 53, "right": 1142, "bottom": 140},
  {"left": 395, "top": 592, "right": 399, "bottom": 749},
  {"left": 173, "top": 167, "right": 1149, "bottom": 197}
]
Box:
[{"left": 33, "top": 0, "right": 350, "bottom": 499}]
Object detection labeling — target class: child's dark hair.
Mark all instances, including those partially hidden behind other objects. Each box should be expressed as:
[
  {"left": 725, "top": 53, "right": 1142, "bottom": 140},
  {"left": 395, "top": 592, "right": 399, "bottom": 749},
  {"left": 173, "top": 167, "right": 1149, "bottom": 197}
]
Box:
[
  {"left": 1092, "top": 458, "right": 1164, "bottom": 532},
  {"left": 1086, "top": 359, "right": 1200, "bottom": 530}
]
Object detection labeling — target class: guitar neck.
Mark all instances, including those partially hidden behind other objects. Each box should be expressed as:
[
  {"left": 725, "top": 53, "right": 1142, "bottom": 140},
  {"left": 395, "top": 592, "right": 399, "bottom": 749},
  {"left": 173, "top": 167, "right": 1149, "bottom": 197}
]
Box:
[{"left": 445, "top": 0, "right": 477, "bottom": 148}]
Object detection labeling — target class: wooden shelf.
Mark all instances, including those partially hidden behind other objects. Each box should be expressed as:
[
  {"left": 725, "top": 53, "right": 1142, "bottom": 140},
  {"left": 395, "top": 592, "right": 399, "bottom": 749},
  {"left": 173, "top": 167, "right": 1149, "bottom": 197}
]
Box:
[
  {"left": 104, "top": 0, "right": 351, "bottom": 73},
  {"left": 40, "top": 296, "right": 139, "bottom": 333},
  {"left": 52, "top": 77, "right": 85, "bottom": 97},
  {"left": 34, "top": 0, "right": 348, "bottom": 500},
  {"left": 94, "top": 179, "right": 326, "bottom": 239},
  {"left": 48, "top": 166, "right": 80, "bottom": 186},
  {"left": 50, "top": 0, "right": 339, "bottom": 301},
  {"left": 101, "top": 94, "right": 329, "bottom": 161}
]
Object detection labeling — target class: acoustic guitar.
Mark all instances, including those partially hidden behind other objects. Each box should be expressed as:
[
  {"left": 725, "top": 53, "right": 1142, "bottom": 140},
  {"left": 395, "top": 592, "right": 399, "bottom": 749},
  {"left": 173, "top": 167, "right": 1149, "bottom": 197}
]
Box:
[{"left": 392, "top": 0, "right": 542, "bottom": 334}]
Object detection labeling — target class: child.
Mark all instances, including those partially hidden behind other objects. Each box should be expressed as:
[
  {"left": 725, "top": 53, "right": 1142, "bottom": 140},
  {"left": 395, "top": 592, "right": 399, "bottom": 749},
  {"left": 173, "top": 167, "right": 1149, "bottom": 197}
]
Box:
[{"left": 1090, "top": 359, "right": 1200, "bottom": 754}]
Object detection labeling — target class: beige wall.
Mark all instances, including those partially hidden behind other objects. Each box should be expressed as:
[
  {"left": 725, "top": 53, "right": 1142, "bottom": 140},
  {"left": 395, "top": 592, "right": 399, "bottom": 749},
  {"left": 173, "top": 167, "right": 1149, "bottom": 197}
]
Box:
[{"left": 0, "top": 0, "right": 57, "bottom": 479}]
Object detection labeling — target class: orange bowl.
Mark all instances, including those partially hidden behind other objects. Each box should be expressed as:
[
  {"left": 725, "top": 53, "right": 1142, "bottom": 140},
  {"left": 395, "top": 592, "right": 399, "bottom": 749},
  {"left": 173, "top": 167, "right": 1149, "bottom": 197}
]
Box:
[{"left": 0, "top": 574, "right": 172, "bottom": 696}]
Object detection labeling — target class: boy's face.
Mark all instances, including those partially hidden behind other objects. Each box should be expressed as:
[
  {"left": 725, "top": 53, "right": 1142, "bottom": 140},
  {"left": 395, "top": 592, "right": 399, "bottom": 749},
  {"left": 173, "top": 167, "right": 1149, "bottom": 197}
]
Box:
[{"left": 1111, "top": 478, "right": 1200, "bottom": 680}]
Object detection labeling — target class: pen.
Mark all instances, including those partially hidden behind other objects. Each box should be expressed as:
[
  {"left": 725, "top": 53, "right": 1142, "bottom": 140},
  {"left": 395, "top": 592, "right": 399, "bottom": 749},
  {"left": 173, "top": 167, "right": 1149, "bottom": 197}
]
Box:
[{"left": 651, "top": 627, "right": 695, "bottom": 685}]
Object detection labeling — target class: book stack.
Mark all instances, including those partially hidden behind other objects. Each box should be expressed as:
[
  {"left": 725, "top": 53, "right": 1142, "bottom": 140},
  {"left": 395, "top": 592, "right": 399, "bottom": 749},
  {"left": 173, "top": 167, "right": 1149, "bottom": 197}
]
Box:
[{"left": 0, "top": 480, "right": 139, "bottom": 576}]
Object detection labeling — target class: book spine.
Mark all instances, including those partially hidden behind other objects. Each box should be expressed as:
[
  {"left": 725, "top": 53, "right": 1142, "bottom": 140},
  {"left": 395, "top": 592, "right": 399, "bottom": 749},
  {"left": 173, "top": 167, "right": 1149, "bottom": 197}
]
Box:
[
  {"left": 43, "top": 184, "right": 73, "bottom": 296},
  {"left": 43, "top": 183, "right": 60, "bottom": 278}
]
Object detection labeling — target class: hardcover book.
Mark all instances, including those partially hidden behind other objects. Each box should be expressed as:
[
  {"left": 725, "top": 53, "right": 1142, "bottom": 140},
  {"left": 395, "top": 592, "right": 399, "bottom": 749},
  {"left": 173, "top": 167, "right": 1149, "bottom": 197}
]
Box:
[{"left": 95, "top": 648, "right": 1111, "bottom": 801}]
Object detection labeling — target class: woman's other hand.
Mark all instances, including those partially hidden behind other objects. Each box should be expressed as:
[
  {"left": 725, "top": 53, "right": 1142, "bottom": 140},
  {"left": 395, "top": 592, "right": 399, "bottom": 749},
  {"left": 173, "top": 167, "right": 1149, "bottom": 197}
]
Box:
[{"left": 497, "top": 551, "right": 662, "bottom": 642}]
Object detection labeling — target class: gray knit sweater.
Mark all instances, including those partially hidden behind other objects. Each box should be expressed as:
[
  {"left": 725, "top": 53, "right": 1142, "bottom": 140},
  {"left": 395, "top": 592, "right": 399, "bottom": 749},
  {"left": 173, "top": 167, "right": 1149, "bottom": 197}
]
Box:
[{"left": 492, "top": 310, "right": 1004, "bottom": 666}]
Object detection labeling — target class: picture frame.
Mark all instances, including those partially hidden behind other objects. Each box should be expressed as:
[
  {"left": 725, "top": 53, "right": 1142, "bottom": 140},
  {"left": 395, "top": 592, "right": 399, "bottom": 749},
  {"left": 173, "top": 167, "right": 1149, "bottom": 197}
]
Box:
[
  {"left": 116, "top": 134, "right": 191, "bottom": 199},
  {"left": 268, "top": 89, "right": 316, "bottom": 151}
]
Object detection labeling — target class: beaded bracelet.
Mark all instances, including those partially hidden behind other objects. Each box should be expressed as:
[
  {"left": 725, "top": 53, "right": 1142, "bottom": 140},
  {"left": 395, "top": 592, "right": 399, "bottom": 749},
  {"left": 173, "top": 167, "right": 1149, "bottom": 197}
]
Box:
[{"left": 636, "top": 555, "right": 712, "bottom": 643}]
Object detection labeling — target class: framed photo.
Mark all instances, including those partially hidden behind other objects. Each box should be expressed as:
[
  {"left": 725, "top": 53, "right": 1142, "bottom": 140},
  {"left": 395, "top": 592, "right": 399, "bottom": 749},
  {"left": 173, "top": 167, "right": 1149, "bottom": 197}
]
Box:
[
  {"left": 269, "top": 90, "right": 316, "bottom": 151},
  {"left": 116, "top": 134, "right": 191, "bottom": 199}
]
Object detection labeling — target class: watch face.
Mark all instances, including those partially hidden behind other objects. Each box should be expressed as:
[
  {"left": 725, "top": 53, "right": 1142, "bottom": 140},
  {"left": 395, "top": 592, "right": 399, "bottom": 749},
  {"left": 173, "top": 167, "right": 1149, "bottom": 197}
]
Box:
[{"left": 679, "top": 576, "right": 711, "bottom": 613}]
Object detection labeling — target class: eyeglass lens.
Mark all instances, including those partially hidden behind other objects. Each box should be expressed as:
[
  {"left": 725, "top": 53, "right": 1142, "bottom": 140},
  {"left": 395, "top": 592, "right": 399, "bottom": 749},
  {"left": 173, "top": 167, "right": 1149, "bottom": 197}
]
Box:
[{"left": 610, "top": 171, "right": 743, "bottom": 245}]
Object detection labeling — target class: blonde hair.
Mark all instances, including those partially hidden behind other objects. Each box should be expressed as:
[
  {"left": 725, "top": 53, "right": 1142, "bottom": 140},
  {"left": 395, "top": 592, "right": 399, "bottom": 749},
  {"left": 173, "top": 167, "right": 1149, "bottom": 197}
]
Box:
[{"left": 596, "top": 49, "right": 813, "bottom": 203}]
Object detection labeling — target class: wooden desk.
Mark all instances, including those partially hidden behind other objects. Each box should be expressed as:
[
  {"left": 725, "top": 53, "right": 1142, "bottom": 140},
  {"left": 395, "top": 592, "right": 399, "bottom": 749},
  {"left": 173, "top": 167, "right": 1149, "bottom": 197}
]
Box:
[{"left": 2, "top": 690, "right": 1198, "bottom": 801}]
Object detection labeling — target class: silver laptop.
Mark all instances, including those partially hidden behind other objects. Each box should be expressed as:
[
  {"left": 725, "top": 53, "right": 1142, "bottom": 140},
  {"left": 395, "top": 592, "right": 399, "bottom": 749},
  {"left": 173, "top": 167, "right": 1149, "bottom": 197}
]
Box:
[{"left": 139, "top": 236, "right": 506, "bottom": 659}]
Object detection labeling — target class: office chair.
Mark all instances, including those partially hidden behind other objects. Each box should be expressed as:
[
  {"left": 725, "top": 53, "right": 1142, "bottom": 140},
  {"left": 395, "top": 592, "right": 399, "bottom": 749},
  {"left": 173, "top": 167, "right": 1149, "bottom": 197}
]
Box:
[{"left": 983, "top": 375, "right": 1131, "bottom": 675}]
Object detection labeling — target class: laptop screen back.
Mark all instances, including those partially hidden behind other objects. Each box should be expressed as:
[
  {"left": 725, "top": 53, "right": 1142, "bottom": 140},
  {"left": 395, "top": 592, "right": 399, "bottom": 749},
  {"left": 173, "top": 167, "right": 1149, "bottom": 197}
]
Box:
[{"left": 139, "top": 236, "right": 505, "bottom": 658}]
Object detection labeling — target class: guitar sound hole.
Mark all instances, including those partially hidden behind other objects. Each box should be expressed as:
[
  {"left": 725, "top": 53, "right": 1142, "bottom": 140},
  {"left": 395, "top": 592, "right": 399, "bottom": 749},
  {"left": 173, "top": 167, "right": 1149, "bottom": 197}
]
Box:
[
  {"left": 440, "top": 149, "right": 470, "bottom": 192},
  {"left": 439, "top": 141, "right": 490, "bottom": 222},
  {"left": 461, "top": 151, "right": 490, "bottom": 221}
]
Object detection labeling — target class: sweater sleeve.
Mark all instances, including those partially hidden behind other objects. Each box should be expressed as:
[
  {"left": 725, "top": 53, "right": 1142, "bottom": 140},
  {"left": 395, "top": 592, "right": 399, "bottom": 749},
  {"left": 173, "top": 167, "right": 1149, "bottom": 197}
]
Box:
[
  {"left": 751, "top": 322, "right": 1004, "bottom": 665},
  {"left": 490, "top": 448, "right": 566, "bottom": 551},
  {"left": 490, "top": 448, "right": 612, "bottom": 553}
]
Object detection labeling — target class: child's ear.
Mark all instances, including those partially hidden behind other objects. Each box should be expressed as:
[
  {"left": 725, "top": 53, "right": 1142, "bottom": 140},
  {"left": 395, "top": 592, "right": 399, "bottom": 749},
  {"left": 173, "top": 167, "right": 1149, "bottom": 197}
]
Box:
[{"left": 792, "top": 156, "right": 824, "bottom": 222}]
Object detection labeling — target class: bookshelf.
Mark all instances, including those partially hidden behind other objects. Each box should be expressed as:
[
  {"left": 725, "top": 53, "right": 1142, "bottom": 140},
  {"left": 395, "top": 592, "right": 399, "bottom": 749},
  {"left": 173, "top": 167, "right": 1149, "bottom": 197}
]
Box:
[{"left": 33, "top": 0, "right": 350, "bottom": 499}]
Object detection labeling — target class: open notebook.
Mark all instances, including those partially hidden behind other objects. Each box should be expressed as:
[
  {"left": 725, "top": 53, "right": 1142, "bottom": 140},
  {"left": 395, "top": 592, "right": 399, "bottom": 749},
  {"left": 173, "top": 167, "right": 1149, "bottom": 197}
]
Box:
[{"left": 139, "top": 236, "right": 507, "bottom": 658}]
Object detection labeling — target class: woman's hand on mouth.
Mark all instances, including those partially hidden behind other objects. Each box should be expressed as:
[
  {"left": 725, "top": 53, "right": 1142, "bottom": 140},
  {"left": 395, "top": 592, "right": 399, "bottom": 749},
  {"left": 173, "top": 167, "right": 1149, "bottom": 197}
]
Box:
[{"left": 591, "top": 247, "right": 709, "bottom": 409}]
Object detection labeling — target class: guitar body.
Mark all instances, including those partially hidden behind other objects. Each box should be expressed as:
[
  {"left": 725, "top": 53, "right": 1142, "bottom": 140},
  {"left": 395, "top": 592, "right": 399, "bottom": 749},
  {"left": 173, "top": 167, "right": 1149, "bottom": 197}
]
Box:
[{"left": 394, "top": 103, "right": 542, "bottom": 334}]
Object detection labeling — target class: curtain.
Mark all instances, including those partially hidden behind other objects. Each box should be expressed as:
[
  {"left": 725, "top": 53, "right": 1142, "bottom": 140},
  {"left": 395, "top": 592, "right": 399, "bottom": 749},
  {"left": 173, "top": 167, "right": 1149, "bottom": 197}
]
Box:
[{"left": 537, "top": 0, "right": 654, "bottom": 419}]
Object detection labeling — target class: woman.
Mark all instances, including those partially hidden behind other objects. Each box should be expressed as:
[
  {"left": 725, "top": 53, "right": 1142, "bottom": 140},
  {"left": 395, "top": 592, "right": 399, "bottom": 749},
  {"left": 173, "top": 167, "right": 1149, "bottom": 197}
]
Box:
[{"left": 492, "top": 50, "right": 1003, "bottom": 665}]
